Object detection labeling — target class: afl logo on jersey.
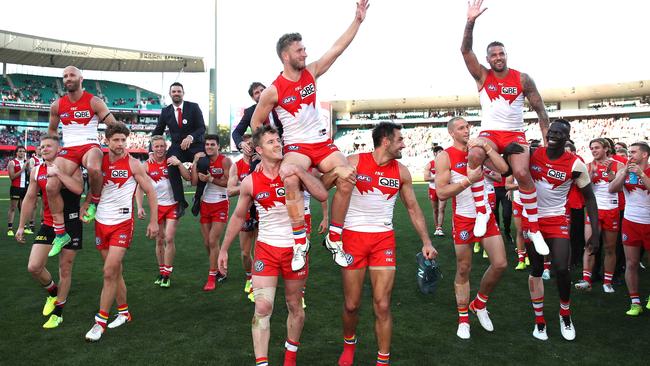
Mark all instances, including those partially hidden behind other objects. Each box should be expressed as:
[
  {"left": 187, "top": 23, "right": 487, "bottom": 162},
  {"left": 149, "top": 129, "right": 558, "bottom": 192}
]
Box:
[
  {"left": 487, "top": 84, "right": 497, "bottom": 91},
  {"left": 282, "top": 96, "right": 297, "bottom": 104},
  {"left": 73, "top": 110, "right": 91, "bottom": 118},
  {"left": 455, "top": 162, "right": 467, "bottom": 169},
  {"left": 357, "top": 174, "right": 372, "bottom": 183},
  {"left": 111, "top": 170, "right": 129, "bottom": 178},
  {"left": 256, "top": 192, "right": 270, "bottom": 200},
  {"left": 379, "top": 177, "right": 399, "bottom": 189},
  {"left": 300, "top": 83, "right": 315, "bottom": 99},
  {"left": 275, "top": 187, "right": 286, "bottom": 197},
  {"left": 287, "top": 145, "right": 300, "bottom": 151},
  {"left": 501, "top": 86, "right": 518, "bottom": 95},
  {"left": 60, "top": 112, "right": 70, "bottom": 118},
  {"left": 210, "top": 167, "right": 224, "bottom": 175},
  {"left": 531, "top": 165, "right": 542, "bottom": 173}
]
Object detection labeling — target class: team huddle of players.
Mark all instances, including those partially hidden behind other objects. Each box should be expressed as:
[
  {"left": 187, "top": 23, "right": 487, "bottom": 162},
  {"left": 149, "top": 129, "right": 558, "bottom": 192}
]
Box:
[{"left": 11, "top": 1, "right": 650, "bottom": 365}]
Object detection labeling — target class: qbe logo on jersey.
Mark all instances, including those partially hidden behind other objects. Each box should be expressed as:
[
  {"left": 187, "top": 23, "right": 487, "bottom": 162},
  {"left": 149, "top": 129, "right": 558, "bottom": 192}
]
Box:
[
  {"left": 73, "top": 110, "right": 91, "bottom": 118},
  {"left": 501, "top": 87, "right": 518, "bottom": 95},
  {"left": 547, "top": 169, "right": 566, "bottom": 181},
  {"left": 275, "top": 187, "right": 286, "bottom": 197},
  {"left": 378, "top": 177, "right": 399, "bottom": 189},
  {"left": 111, "top": 170, "right": 129, "bottom": 178},
  {"left": 300, "top": 83, "right": 315, "bottom": 99}
]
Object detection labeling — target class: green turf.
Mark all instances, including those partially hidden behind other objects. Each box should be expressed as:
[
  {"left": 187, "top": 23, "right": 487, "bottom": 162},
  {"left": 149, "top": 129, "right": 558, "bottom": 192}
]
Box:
[{"left": 0, "top": 178, "right": 648, "bottom": 365}]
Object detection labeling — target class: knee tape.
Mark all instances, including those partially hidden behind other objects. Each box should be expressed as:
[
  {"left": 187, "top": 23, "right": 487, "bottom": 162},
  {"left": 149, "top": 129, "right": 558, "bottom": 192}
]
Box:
[{"left": 252, "top": 287, "right": 276, "bottom": 330}]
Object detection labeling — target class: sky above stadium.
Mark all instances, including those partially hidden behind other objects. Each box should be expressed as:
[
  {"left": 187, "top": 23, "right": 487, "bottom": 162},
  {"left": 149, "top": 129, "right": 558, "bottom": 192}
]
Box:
[{"left": 3, "top": 0, "right": 650, "bottom": 125}]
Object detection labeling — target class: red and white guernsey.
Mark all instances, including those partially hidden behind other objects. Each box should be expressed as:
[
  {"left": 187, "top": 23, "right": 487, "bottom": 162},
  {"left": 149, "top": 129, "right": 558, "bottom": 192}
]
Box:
[
  {"left": 30, "top": 155, "right": 44, "bottom": 168},
  {"left": 10, "top": 159, "right": 27, "bottom": 188},
  {"left": 344, "top": 153, "right": 401, "bottom": 233},
  {"left": 57, "top": 91, "right": 99, "bottom": 147},
  {"left": 96, "top": 154, "right": 137, "bottom": 225},
  {"left": 272, "top": 70, "right": 328, "bottom": 145},
  {"left": 147, "top": 160, "right": 175, "bottom": 206},
  {"left": 590, "top": 160, "right": 620, "bottom": 210},
  {"left": 446, "top": 146, "right": 490, "bottom": 218},
  {"left": 251, "top": 171, "right": 293, "bottom": 247},
  {"left": 479, "top": 69, "right": 525, "bottom": 131},
  {"left": 36, "top": 164, "right": 54, "bottom": 226},
  {"left": 623, "top": 167, "right": 650, "bottom": 224},
  {"left": 530, "top": 148, "right": 589, "bottom": 218},
  {"left": 202, "top": 155, "right": 228, "bottom": 204},
  {"left": 428, "top": 159, "right": 436, "bottom": 189},
  {"left": 235, "top": 158, "right": 250, "bottom": 182}
]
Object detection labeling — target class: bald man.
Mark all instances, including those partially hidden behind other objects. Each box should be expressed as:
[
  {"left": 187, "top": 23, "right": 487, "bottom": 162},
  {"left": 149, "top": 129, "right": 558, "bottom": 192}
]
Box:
[{"left": 47, "top": 66, "right": 122, "bottom": 257}]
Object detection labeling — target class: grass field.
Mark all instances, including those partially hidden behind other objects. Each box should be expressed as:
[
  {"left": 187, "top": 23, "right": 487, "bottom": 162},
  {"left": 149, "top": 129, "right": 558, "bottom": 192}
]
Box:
[{"left": 0, "top": 177, "right": 648, "bottom": 366}]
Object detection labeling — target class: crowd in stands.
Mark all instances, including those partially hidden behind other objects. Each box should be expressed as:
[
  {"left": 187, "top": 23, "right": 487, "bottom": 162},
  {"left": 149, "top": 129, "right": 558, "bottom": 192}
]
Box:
[{"left": 334, "top": 116, "right": 650, "bottom": 175}]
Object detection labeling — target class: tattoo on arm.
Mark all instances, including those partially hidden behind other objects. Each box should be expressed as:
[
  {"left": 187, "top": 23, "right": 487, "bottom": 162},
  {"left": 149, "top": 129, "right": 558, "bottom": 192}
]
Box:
[
  {"left": 522, "top": 74, "right": 549, "bottom": 130},
  {"left": 461, "top": 21, "right": 475, "bottom": 53}
]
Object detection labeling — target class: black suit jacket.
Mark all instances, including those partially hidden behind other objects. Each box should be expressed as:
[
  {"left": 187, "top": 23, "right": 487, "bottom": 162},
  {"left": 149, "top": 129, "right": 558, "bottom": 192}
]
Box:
[
  {"left": 232, "top": 104, "right": 282, "bottom": 151},
  {"left": 152, "top": 101, "right": 206, "bottom": 147}
]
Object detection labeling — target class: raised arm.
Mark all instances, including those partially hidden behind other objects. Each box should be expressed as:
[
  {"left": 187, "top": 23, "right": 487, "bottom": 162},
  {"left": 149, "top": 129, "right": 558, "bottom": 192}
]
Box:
[
  {"left": 321, "top": 154, "right": 358, "bottom": 190},
  {"left": 167, "top": 156, "right": 191, "bottom": 181},
  {"left": 521, "top": 73, "right": 550, "bottom": 146},
  {"left": 91, "top": 96, "right": 119, "bottom": 127},
  {"left": 306, "top": 0, "right": 369, "bottom": 79},
  {"left": 47, "top": 165, "right": 84, "bottom": 195},
  {"left": 250, "top": 87, "right": 278, "bottom": 133},
  {"left": 398, "top": 163, "right": 437, "bottom": 259},
  {"left": 608, "top": 163, "right": 627, "bottom": 193},
  {"left": 48, "top": 101, "right": 60, "bottom": 137},
  {"left": 461, "top": 0, "right": 489, "bottom": 86}
]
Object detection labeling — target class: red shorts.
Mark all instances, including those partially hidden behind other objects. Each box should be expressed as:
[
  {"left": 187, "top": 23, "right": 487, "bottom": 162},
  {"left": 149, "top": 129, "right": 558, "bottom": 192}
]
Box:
[
  {"left": 95, "top": 219, "right": 134, "bottom": 250},
  {"left": 157, "top": 204, "right": 178, "bottom": 224},
  {"left": 58, "top": 143, "right": 101, "bottom": 165},
  {"left": 538, "top": 215, "right": 570, "bottom": 239},
  {"left": 253, "top": 241, "right": 308, "bottom": 280},
  {"left": 200, "top": 200, "right": 229, "bottom": 224},
  {"left": 512, "top": 201, "right": 523, "bottom": 219},
  {"left": 622, "top": 218, "right": 650, "bottom": 250},
  {"left": 584, "top": 208, "right": 620, "bottom": 232},
  {"left": 283, "top": 139, "right": 339, "bottom": 167},
  {"left": 428, "top": 187, "right": 438, "bottom": 201},
  {"left": 305, "top": 213, "right": 312, "bottom": 235},
  {"left": 478, "top": 130, "right": 528, "bottom": 154},
  {"left": 342, "top": 229, "right": 396, "bottom": 270},
  {"left": 452, "top": 213, "right": 500, "bottom": 245}
]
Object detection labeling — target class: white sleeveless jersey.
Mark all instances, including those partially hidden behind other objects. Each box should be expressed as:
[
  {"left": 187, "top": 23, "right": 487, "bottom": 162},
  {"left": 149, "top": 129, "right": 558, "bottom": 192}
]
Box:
[
  {"left": 57, "top": 91, "right": 100, "bottom": 147},
  {"left": 272, "top": 70, "right": 328, "bottom": 145},
  {"left": 344, "top": 153, "right": 401, "bottom": 233},
  {"left": 623, "top": 167, "right": 650, "bottom": 224},
  {"left": 96, "top": 154, "right": 137, "bottom": 225},
  {"left": 251, "top": 172, "right": 294, "bottom": 248},
  {"left": 446, "top": 147, "right": 491, "bottom": 219},
  {"left": 147, "top": 160, "right": 176, "bottom": 206},
  {"left": 590, "top": 160, "right": 620, "bottom": 210},
  {"left": 479, "top": 69, "right": 525, "bottom": 132},
  {"left": 202, "top": 155, "right": 228, "bottom": 204}
]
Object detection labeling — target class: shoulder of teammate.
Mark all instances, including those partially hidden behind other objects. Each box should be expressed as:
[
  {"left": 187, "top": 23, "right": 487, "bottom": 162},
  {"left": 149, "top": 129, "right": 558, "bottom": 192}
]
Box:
[
  {"left": 129, "top": 156, "right": 146, "bottom": 176},
  {"left": 572, "top": 158, "right": 590, "bottom": 188},
  {"left": 520, "top": 72, "right": 540, "bottom": 95},
  {"left": 260, "top": 85, "right": 279, "bottom": 105},
  {"left": 239, "top": 174, "right": 254, "bottom": 196}
]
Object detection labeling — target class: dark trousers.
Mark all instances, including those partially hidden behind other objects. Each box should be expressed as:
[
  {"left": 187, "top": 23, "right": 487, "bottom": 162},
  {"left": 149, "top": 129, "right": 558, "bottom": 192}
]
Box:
[
  {"left": 167, "top": 143, "right": 207, "bottom": 206},
  {"left": 569, "top": 208, "right": 585, "bottom": 267},
  {"left": 494, "top": 186, "right": 512, "bottom": 233}
]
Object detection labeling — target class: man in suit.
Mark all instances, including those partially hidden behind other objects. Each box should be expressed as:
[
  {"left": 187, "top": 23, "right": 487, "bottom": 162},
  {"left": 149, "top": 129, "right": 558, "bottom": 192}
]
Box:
[
  {"left": 232, "top": 82, "right": 282, "bottom": 157},
  {"left": 152, "top": 82, "right": 207, "bottom": 216}
]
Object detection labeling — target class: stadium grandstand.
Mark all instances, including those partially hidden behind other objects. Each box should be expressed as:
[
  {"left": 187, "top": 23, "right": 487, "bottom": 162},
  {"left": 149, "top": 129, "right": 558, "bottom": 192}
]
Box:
[
  {"left": 0, "top": 29, "right": 204, "bottom": 174},
  {"left": 330, "top": 80, "right": 650, "bottom": 179}
]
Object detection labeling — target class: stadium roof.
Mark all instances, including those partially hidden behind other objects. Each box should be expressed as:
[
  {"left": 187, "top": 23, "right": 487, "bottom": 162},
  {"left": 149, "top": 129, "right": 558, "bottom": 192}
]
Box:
[
  {"left": 331, "top": 80, "right": 650, "bottom": 113},
  {"left": 0, "top": 30, "right": 204, "bottom": 72}
]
